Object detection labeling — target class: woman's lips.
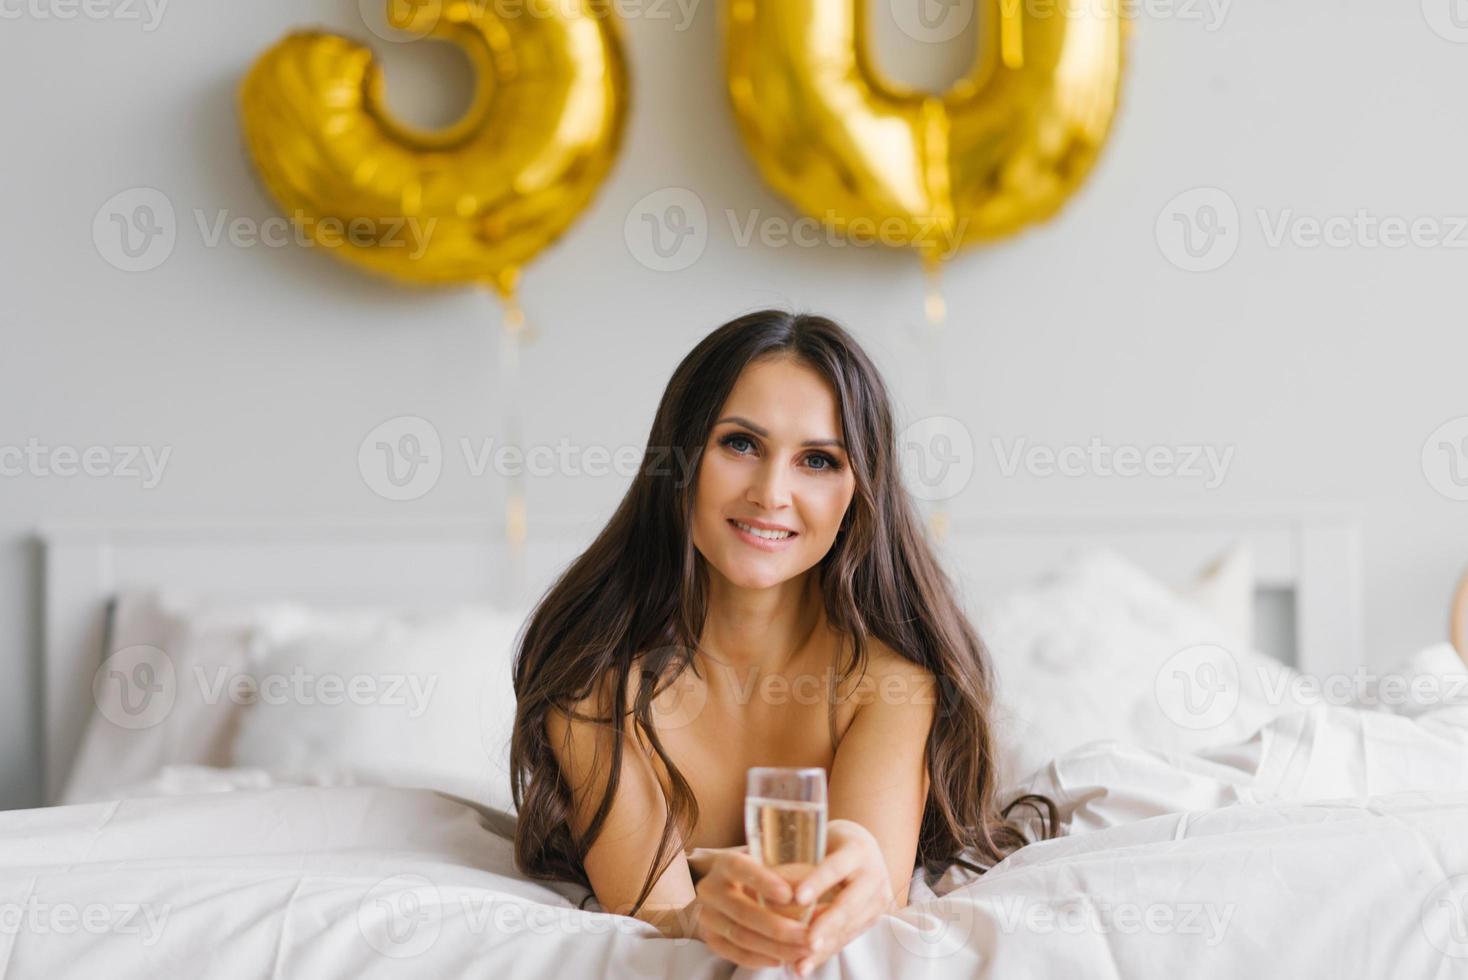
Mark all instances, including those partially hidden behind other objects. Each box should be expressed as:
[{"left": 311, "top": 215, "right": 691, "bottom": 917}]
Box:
[{"left": 727, "top": 518, "right": 799, "bottom": 552}]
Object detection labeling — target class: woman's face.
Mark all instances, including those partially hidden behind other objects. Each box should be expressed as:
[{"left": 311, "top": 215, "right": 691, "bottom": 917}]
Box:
[{"left": 691, "top": 355, "right": 857, "bottom": 590}]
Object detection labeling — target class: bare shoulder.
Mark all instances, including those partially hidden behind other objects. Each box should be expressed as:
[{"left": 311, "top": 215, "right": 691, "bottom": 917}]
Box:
[
  {"left": 544, "top": 666, "right": 665, "bottom": 825},
  {"left": 544, "top": 667, "right": 639, "bottom": 759},
  {"left": 866, "top": 638, "right": 933, "bottom": 678},
  {"left": 834, "top": 636, "right": 938, "bottom": 710},
  {"left": 547, "top": 669, "right": 616, "bottom": 727}
]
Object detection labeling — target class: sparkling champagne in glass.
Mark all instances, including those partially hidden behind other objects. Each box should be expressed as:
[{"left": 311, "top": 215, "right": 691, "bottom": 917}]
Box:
[{"left": 744, "top": 766, "right": 827, "bottom": 936}]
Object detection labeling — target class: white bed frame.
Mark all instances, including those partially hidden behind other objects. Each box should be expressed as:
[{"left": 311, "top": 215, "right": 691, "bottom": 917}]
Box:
[{"left": 38, "top": 507, "right": 1364, "bottom": 803}]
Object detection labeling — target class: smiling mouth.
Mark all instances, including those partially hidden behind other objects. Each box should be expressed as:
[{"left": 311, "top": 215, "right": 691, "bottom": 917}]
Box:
[{"left": 727, "top": 519, "right": 799, "bottom": 544}]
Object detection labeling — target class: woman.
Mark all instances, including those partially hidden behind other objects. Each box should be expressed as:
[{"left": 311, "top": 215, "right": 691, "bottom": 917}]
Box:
[{"left": 511, "top": 309, "right": 1056, "bottom": 974}]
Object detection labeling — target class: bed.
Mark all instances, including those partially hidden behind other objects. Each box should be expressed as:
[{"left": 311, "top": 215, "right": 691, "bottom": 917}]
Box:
[{"left": 10, "top": 511, "right": 1468, "bottom": 977}]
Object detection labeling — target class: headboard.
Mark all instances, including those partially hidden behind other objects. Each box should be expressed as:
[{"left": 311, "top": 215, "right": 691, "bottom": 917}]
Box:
[{"left": 38, "top": 508, "right": 1363, "bottom": 803}]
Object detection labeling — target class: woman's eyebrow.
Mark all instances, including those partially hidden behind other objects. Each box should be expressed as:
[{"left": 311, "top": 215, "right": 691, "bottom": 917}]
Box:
[{"left": 715, "top": 415, "right": 846, "bottom": 449}]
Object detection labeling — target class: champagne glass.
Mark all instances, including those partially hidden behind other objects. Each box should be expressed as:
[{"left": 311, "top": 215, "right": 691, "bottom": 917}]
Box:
[{"left": 745, "top": 766, "right": 827, "bottom": 977}]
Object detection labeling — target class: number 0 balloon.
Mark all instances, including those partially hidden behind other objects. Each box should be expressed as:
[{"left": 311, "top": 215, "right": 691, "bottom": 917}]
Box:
[{"left": 723, "top": 0, "right": 1125, "bottom": 274}]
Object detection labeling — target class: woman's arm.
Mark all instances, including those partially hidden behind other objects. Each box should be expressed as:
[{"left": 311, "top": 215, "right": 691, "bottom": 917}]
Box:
[
  {"left": 785, "top": 656, "right": 938, "bottom": 974},
  {"left": 546, "top": 684, "right": 814, "bottom": 967},
  {"left": 544, "top": 684, "right": 699, "bottom": 937},
  {"left": 824, "top": 656, "right": 936, "bottom": 905}
]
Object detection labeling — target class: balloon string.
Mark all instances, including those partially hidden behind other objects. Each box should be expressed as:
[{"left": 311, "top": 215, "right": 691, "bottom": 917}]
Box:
[
  {"left": 924, "top": 259, "right": 947, "bottom": 328},
  {"left": 921, "top": 257, "right": 951, "bottom": 545},
  {"left": 499, "top": 289, "right": 530, "bottom": 602},
  {"left": 922, "top": 257, "right": 948, "bottom": 408}
]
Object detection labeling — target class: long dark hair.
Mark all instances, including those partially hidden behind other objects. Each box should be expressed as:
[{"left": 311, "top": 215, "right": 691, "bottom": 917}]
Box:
[{"left": 510, "top": 309, "right": 1057, "bottom": 915}]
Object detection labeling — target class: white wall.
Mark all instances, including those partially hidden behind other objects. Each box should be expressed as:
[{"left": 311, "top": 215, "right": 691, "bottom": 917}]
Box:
[{"left": 3, "top": 0, "right": 1466, "bottom": 809}]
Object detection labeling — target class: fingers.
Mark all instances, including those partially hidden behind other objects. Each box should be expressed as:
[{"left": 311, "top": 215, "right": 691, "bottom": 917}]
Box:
[
  {"left": 806, "top": 891, "right": 857, "bottom": 950},
  {"left": 723, "top": 852, "right": 794, "bottom": 905},
  {"left": 794, "top": 881, "right": 881, "bottom": 975},
  {"left": 792, "top": 847, "right": 861, "bottom": 905},
  {"left": 699, "top": 904, "right": 813, "bottom": 967},
  {"left": 695, "top": 854, "right": 814, "bottom": 962},
  {"left": 727, "top": 898, "right": 815, "bottom": 949}
]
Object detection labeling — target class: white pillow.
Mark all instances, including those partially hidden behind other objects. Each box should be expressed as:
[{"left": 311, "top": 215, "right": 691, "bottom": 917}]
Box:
[
  {"left": 63, "top": 593, "right": 262, "bottom": 803},
  {"left": 977, "top": 549, "right": 1301, "bottom": 791},
  {"left": 228, "top": 603, "right": 527, "bottom": 815},
  {"left": 61, "top": 550, "right": 1274, "bottom": 813},
  {"left": 64, "top": 593, "right": 528, "bottom": 815}
]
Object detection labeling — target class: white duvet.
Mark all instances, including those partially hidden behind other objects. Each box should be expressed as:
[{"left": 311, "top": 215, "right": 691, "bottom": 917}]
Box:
[{"left": 5, "top": 661, "right": 1468, "bottom": 977}]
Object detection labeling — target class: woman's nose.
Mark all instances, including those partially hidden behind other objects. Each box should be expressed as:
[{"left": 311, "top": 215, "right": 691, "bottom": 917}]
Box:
[{"left": 747, "top": 459, "right": 791, "bottom": 510}]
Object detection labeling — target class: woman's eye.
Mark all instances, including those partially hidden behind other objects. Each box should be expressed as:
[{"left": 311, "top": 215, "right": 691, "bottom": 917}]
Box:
[
  {"left": 722, "top": 434, "right": 755, "bottom": 454},
  {"left": 720, "top": 434, "right": 841, "bottom": 472}
]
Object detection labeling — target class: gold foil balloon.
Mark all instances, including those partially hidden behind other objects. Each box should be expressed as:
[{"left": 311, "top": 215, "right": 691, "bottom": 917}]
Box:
[
  {"left": 239, "top": 0, "right": 629, "bottom": 298},
  {"left": 722, "top": 0, "right": 1125, "bottom": 273}
]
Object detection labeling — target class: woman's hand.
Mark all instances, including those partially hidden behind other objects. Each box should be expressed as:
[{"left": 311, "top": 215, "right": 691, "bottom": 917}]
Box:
[
  {"left": 692, "top": 848, "right": 817, "bottom": 969},
  {"left": 788, "top": 819, "right": 896, "bottom": 976},
  {"left": 685, "top": 843, "right": 747, "bottom": 884}
]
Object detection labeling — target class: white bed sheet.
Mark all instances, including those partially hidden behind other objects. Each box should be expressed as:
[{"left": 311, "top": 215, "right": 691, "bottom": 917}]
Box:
[{"left": 6, "top": 659, "right": 1468, "bottom": 979}]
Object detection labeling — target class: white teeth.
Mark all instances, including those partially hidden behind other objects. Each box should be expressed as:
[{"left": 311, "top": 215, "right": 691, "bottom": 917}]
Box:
[{"left": 734, "top": 521, "right": 793, "bottom": 540}]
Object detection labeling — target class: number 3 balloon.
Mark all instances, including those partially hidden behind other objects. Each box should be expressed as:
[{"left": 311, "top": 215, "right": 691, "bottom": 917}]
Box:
[
  {"left": 239, "top": 0, "right": 629, "bottom": 299},
  {"left": 723, "top": 0, "right": 1125, "bottom": 272}
]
